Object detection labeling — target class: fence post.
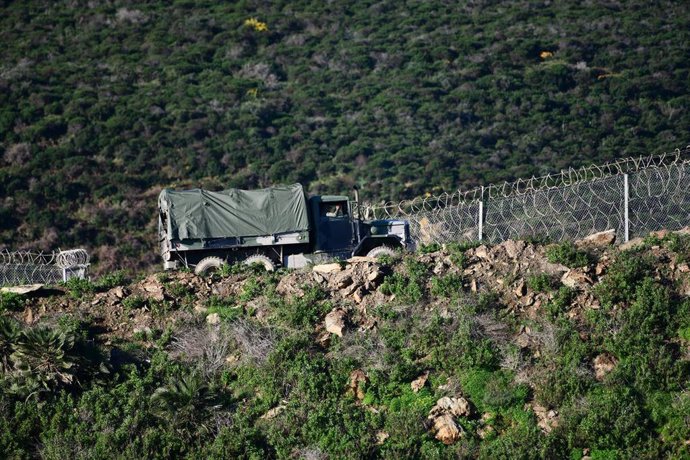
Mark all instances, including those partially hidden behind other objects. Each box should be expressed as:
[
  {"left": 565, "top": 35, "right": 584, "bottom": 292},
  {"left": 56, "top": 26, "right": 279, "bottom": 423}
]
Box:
[
  {"left": 478, "top": 186, "right": 485, "bottom": 241},
  {"left": 623, "top": 173, "right": 630, "bottom": 242}
]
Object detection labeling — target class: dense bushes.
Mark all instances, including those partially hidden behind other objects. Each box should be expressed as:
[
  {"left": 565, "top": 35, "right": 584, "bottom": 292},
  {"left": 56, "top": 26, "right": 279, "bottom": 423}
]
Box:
[
  {"left": 1, "top": 244, "right": 690, "bottom": 458},
  {"left": 1, "top": 1, "right": 690, "bottom": 274}
]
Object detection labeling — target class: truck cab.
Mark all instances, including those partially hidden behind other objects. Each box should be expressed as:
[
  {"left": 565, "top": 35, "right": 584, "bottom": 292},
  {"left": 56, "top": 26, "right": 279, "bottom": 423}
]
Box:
[{"left": 309, "top": 195, "right": 356, "bottom": 257}]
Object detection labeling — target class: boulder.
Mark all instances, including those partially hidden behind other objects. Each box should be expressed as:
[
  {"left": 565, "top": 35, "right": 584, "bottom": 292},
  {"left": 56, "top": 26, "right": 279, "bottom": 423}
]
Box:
[
  {"left": 1, "top": 284, "right": 44, "bottom": 295},
  {"left": 313, "top": 263, "right": 342, "bottom": 274},
  {"left": 206, "top": 313, "right": 221, "bottom": 325},
  {"left": 503, "top": 240, "right": 526, "bottom": 259},
  {"left": 474, "top": 245, "right": 490, "bottom": 260},
  {"left": 325, "top": 308, "right": 347, "bottom": 337},
  {"left": 619, "top": 237, "right": 644, "bottom": 251},
  {"left": 429, "top": 396, "right": 472, "bottom": 418},
  {"left": 429, "top": 414, "right": 463, "bottom": 445},
  {"left": 367, "top": 268, "right": 384, "bottom": 283},
  {"left": 334, "top": 273, "right": 353, "bottom": 289},
  {"left": 576, "top": 229, "right": 616, "bottom": 248},
  {"left": 561, "top": 269, "right": 594, "bottom": 288}
]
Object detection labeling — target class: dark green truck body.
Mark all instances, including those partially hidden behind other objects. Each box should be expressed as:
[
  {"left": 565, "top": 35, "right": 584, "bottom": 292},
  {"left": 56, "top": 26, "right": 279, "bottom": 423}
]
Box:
[{"left": 158, "top": 183, "right": 411, "bottom": 270}]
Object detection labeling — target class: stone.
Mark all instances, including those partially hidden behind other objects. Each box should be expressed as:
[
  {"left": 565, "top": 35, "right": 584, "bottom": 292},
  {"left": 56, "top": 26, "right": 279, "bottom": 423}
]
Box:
[
  {"left": 347, "top": 256, "right": 377, "bottom": 264},
  {"left": 23, "top": 307, "right": 34, "bottom": 324},
  {"left": 260, "top": 404, "right": 286, "bottom": 420},
  {"left": 348, "top": 369, "right": 368, "bottom": 400},
  {"left": 576, "top": 229, "right": 616, "bottom": 248},
  {"left": 376, "top": 431, "right": 389, "bottom": 445},
  {"left": 429, "top": 396, "right": 472, "bottom": 418},
  {"left": 334, "top": 273, "right": 353, "bottom": 289},
  {"left": 313, "top": 263, "right": 342, "bottom": 274},
  {"left": 513, "top": 279, "right": 526, "bottom": 297},
  {"left": 141, "top": 279, "right": 165, "bottom": 301},
  {"left": 561, "top": 269, "right": 593, "bottom": 288},
  {"left": 367, "top": 268, "right": 384, "bottom": 282},
  {"left": 112, "top": 286, "right": 125, "bottom": 299},
  {"left": 325, "top": 308, "right": 346, "bottom": 337},
  {"left": 650, "top": 229, "right": 669, "bottom": 239},
  {"left": 312, "top": 272, "right": 326, "bottom": 284},
  {"left": 619, "top": 237, "right": 644, "bottom": 251},
  {"left": 193, "top": 304, "right": 208, "bottom": 314},
  {"left": 474, "top": 245, "right": 489, "bottom": 260},
  {"left": 1, "top": 284, "right": 44, "bottom": 295},
  {"left": 206, "top": 313, "right": 221, "bottom": 325},
  {"left": 430, "top": 414, "right": 463, "bottom": 445},
  {"left": 593, "top": 353, "right": 617, "bottom": 380},
  {"left": 503, "top": 240, "right": 526, "bottom": 259},
  {"left": 411, "top": 371, "right": 429, "bottom": 393},
  {"left": 352, "top": 288, "right": 365, "bottom": 304}
]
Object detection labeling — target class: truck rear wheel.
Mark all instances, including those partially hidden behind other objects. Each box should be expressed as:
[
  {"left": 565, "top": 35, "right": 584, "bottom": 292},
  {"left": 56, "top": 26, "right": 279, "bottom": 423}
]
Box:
[
  {"left": 194, "top": 256, "right": 224, "bottom": 275},
  {"left": 366, "top": 245, "right": 397, "bottom": 258},
  {"left": 243, "top": 254, "right": 276, "bottom": 272}
]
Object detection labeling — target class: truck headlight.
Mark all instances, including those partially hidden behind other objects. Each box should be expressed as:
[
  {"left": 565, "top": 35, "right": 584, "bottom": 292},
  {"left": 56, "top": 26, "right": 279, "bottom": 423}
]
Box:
[{"left": 370, "top": 226, "right": 379, "bottom": 235}]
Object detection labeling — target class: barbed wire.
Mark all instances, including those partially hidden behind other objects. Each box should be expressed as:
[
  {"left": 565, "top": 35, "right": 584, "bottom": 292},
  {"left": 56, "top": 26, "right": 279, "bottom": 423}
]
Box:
[
  {"left": 362, "top": 145, "right": 690, "bottom": 245},
  {"left": 0, "top": 248, "right": 89, "bottom": 286},
  {"left": 363, "top": 145, "right": 690, "bottom": 219}
]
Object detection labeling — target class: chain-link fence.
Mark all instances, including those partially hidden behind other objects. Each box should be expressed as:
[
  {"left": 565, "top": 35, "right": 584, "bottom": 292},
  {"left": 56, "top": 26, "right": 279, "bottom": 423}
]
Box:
[
  {"left": 363, "top": 145, "right": 690, "bottom": 246},
  {"left": 0, "top": 249, "right": 89, "bottom": 287}
]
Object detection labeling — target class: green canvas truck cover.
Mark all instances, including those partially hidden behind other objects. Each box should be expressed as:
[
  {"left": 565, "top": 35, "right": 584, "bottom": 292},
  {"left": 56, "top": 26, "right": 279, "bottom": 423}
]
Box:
[{"left": 158, "top": 184, "right": 310, "bottom": 241}]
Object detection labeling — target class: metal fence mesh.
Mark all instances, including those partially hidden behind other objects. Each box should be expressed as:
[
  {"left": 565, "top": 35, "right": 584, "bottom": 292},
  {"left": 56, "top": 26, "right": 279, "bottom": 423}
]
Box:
[
  {"left": 0, "top": 249, "right": 89, "bottom": 287},
  {"left": 364, "top": 145, "right": 690, "bottom": 246}
]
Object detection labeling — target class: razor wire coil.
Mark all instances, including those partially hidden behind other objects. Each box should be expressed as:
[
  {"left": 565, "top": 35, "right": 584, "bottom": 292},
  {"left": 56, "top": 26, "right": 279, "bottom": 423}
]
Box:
[{"left": 362, "top": 145, "right": 690, "bottom": 245}]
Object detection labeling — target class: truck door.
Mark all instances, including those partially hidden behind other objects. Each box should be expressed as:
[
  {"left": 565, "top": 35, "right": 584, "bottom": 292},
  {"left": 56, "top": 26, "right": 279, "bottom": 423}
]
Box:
[{"left": 316, "top": 200, "right": 354, "bottom": 253}]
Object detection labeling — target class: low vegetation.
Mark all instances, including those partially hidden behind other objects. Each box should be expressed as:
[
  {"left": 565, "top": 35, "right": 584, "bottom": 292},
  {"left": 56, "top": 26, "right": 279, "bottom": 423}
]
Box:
[{"left": 1, "top": 234, "right": 689, "bottom": 458}]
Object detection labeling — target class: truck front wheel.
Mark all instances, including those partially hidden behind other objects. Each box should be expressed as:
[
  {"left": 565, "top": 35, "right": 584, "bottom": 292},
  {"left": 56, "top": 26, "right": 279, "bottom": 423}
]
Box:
[
  {"left": 194, "top": 256, "right": 224, "bottom": 275},
  {"left": 243, "top": 254, "right": 276, "bottom": 272},
  {"left": 366, "top": 245, "right": 397, "bottom": 259}
]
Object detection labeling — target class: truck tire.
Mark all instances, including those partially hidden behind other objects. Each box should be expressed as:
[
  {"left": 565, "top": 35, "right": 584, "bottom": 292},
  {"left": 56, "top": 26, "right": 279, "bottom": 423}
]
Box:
[
  {"left": 366, "top": 245, "right": 397, "bottom": 258},
  {"left": 243, "top": 254, "right": 276, "bottom": 272},
  {"left": 194, "top": 256, "right": 224, "bottom": 275}
]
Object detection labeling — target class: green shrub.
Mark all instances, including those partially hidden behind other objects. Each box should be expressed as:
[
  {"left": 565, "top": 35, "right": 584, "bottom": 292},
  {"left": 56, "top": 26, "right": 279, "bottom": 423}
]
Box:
[
  {"left": 380, "top": 258, "right": 429, "bottom": 303},
  {"left": 62, "top": 277, "right": 95, "bottom": 300},
  {"left": 527, "top": 273, "right": 555, "bottom": 292},
  {"left": 419, "top": 243, "right": 442, "bottom": 254},
  {"left": 563, "top": 387, "right": 649, "bottom": 451},
  {"left": 546, "top": 286, "right": 576, "bottom": 319},
  {"left": 205, "top": 295, "right": 242, "bottom": 322},
  {"left": 594, "top": 252, "right": 652, "bottom": 307},
  {"left": 430, "top": 273, "right": 464, "bottom": 298},
  {"left": 274, "top": 285, "right": 329, "bottom": 328},
  {"left": 122, "top": 295, "right": 147, "bottom": 311},
  {"left": 0, "top": 292, "right": 24, "bottom": 312},
  {"left": 546, "top": 242, "right": 591, "bottom": 268},
  {"left": 0, "top": 316, "right": 21, "bottom": 372},
  {"left": 94, "top": 270, "right": 127, "bottom": 291},
  {"left": 460, "top": 369, "right": 528, "bottom": 413}
]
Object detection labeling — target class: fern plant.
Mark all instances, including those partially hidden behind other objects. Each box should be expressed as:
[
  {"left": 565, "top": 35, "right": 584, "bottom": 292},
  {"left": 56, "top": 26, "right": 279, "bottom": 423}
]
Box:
[
  {"left": 9, "top": 327, "right": 79, "bottom": 398},
  {"left": 150, "top": 372, "right": 221, "bottom": 435}
]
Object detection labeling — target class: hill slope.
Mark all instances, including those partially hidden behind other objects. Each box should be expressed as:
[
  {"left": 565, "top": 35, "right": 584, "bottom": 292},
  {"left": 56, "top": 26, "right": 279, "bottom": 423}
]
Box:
[
  {"left": 1, "top": 231, "right": 689, "bottom": 457},
  {"left": 1, "top": 1, "right": 689, "bottom": 272}
]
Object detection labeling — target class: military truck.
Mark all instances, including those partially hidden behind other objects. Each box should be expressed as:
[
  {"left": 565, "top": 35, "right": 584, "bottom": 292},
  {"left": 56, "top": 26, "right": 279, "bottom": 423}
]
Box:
[{"left": 158, "top": 183, "right": 412, "bottom": 274}]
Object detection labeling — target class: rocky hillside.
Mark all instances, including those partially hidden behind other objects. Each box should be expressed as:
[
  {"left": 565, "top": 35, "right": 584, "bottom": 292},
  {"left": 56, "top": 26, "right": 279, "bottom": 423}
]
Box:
[{"left": 1, "top": 230, "right": 690, "bottom": 458}]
